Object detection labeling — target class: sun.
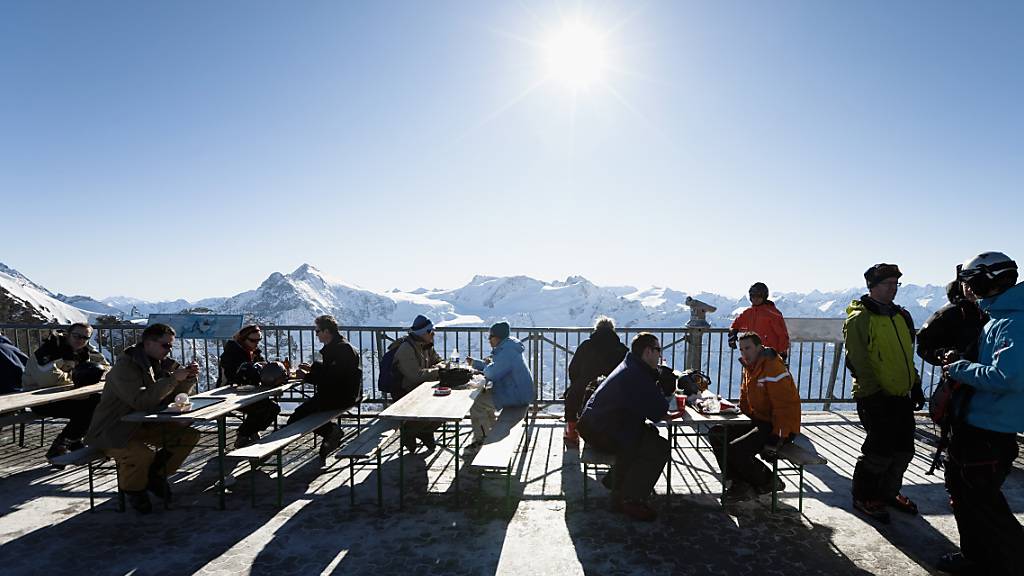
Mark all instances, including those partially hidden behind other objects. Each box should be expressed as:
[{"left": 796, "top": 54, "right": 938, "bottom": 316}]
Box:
[{"left": 543, "top": 20, "right": 608, "bottom": 90}]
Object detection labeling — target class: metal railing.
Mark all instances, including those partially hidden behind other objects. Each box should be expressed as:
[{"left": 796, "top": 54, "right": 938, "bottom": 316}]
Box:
[{"left": 0, "top": 323, "right": 943, "bottom": 409}]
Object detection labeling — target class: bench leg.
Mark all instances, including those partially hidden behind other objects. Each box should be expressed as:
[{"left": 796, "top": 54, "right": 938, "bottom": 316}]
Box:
[
  {"left": 251, "top": 459, "right": 258, "bottom": 509},
  {"left": 18, "top": 422, "right": 25, "bottom": 447},
  {"left": 799, "top": 466, "right": 805, "bottom": 513},
  {"left": 398, "top": 424, "right": 405, "bottom": 510},
  {"left": 88, "top": 460, "right": 95, "bottom": 512},
  {"left": 376, "top": 447, "right": 383, "bottom": 509},
  {"left": 582, "top": 462, "right": 588, "bottom": 510},
  {"left": 276, "top": 451, "right": 283, "bottom": 508},
  {"left": 40, "top": 417, "right": 44, "bottom": 447},
  {"left": 217, "top": 418, "right": 227, "bottom": 510},
  {"left": 771, "top": 458, "right": 779, "bottom": 513},
  {"left": 349, "top": 459, "right": 356, "bottom": 507}
]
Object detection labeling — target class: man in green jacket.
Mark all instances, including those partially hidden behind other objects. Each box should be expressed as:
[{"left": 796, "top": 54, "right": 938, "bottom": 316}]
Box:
[{"left": 844, "top": 263, "right": 924, "bottom": 523}]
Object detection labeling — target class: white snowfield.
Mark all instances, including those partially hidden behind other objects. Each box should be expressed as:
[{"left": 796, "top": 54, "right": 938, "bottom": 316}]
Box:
[{"left": 2, "top": 261, "right": 949, "bottom": 329}]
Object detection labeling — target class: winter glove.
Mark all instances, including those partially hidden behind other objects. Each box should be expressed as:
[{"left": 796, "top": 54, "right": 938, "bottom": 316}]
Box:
[
  {"left": 911, "top": 379, "right": 926, "bottom": 411},
  {"left": 727, "top": 330, "right": 738, "bottom": 350}
]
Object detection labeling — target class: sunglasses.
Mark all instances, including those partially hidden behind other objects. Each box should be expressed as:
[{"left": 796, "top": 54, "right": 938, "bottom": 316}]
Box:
[
  {"left": 70, "top": 333, "right": 91, "bottom": 340},
  {"left": 650, "top": 346, "right": 663, "bottom": 353},
  {"left": 158, "top": 341, "right": 174, "bottom": 350},
  {"left": 246, "top": 336, "right": 262, "bottom": 343}
]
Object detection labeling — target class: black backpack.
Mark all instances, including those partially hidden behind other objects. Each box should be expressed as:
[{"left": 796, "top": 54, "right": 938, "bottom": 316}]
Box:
[{"left": 377, "top": 338, "right": 406, "bottom": 394}]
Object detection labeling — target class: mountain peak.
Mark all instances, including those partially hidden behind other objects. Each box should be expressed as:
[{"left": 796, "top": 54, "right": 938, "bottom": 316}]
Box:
[{"left": 291, "top": 263, "right": 321, "bottom": 277}]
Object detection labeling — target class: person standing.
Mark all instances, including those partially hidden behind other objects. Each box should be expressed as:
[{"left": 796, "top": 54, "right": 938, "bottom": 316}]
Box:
[{"left": 729, "top": 282, "right": 791, "bottom": 362}]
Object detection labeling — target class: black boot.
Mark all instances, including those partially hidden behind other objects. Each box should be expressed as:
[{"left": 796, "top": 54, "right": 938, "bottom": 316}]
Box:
[
  {"left": 318, "top": 426, "right": 343, "bottom": 466},
  {"left": 45, "top": 435, "right": 70, "bottom": 469},
  {"left": 127, "top": 490, "right": 153, "bottom": 514},
  {"left": 147, "top": 448, "right": 174, "bottom": 505}
]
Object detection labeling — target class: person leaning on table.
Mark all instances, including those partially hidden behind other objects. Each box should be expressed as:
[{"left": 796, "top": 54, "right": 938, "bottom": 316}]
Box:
[
  {"left": 85, "top": 323, "right": 201, "bottom": 515},
  {"left": 465, "top": 321, "right": 535, "bottom": 450}
]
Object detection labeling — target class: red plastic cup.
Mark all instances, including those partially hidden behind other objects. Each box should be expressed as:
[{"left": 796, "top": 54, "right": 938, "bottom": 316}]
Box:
[{"left": 675, "top": 394, "right": 687, "bottom": 412}]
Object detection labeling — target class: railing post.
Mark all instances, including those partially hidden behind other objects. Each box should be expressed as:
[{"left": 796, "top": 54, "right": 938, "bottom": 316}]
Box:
[{"left": 823, "top": 342, "right": 844, "bottom": 411}]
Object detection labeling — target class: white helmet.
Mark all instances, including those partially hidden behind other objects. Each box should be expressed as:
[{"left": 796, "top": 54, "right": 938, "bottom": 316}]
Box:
[{"left": 958, "top": 252, "right": 1018, "bottom": 296}]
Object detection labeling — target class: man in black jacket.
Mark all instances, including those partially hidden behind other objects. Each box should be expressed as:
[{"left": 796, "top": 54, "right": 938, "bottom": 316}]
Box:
[
  {"left": 218, "top": 325, "right": 282, "bottom": 449},
  {"left": 564, "top": 316, "right": 628, "bottom": 447},
  {"left": 290, "top": 315, "right": 362, "bottom": 465},
  {"left": 577, "top": 332, "right": 670, "bottom": 521}
]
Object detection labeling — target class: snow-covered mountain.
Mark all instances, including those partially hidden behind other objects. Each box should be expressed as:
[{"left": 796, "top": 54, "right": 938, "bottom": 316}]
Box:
[
  {"left": 0, "top": 269, "right": 89, "bottom": 324},
  {"left": 0, "top": 261, "right": 951, "bottom": 328}
]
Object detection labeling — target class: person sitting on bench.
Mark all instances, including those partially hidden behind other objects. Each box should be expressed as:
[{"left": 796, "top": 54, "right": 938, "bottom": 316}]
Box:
[
  {"left": 576, "top": 332, "right": 670, "bottom": 522},
  {"left": 218, "top": 324, "right": 281, "bottom": 449},
  {"left": 387, "top": 314, "right": 446, "bottom": 453},
  {"left": 711, "top": 331, "right": 801, "bottom": 503},
  {"left": 22, "top": 323, "right": 108, "bottom": 465},
  {"left": 292, "top": 315, "right": 361, "bottom": 465},
  {"left": 85, "top": 323, "right": 201, "bottom": 514},
  {"left": 466, "top": 321, "right": 534, "bottom": 450}
]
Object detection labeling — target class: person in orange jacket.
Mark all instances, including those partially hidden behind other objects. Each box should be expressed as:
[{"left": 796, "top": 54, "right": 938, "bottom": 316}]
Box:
[
  {"left": 728, "top": 282, "right": 791, "bottom": 361},
  {"left": 710, "top": 331, "right": 802, "bottom": 502}
]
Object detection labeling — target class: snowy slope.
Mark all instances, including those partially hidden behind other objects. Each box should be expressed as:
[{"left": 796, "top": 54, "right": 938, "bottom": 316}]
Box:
[{"left": 0, "top": 271, "right": 89, "bottom": 324}]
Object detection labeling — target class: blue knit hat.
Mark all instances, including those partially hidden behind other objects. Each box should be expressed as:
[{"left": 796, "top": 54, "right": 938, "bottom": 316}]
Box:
[
  {"left": 489, "top": 321, "right": 510, "bottom": 340},
  {"left": 409, "top": 315, "right": 434, "bottom": 337}
]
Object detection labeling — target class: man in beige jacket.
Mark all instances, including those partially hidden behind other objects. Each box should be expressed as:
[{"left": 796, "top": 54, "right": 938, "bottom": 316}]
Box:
[
  {"left": 387, "top": 314, "right": 445, "bottom": 453},
  {"left": 86, "top": 323, "right": 200, "bottom": 514},
  {"left": 23, "top": 323, "right": 108, "bottom": 464}
]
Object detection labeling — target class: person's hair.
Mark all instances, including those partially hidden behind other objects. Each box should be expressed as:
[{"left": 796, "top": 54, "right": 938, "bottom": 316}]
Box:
[
  {"left": 142, "top": 323, "right": 175, "bottom": 341},
  {"left": 68, "top": 322, "right": 92, "bottom": 334},
  {"left": 315, "top": 315, "right": 340, "bottom": 336},
  {"left": 593, "top": 316, "right": 615, "bottom": 332},
  {"left": 630, "top": 332, "right": 660, "bottom": 355},
  {"left": 737, "top": 332, "right": 762, "bottom": 347},
  {"left": 234, "top": 324, "right": 262, "bottom": 343}
]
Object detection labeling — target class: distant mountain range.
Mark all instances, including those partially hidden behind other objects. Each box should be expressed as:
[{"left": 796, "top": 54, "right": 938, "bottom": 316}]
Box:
[{"left": 0, "top": 261, "right": 951, "bottom": 329}]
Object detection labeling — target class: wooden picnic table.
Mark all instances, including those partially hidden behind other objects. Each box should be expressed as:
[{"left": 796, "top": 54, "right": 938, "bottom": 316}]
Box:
[
  {"left": 122, "top": 379, "right": 301, "bottom": 509},
  {"left": 378, "top": 374, "right": 484, "bottom": 508},
  {"left": 662, "top": 405, "right": 752, "bottom": 503},
  {"left": 0, "top": 382, "right": 106, "bottom": 415}
]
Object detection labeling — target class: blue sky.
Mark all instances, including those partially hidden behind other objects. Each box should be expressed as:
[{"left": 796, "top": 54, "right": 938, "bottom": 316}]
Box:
[{"left": 2, "top": 1, "right": 1021, "bottom": 301}]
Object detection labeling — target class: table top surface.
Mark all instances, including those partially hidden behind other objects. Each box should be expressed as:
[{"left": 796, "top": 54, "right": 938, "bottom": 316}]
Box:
[
  {"left": 673, "top": 408, "right": 751, "bottom": 425},
  {"left": 0, "top": 382, "right": 105, "bottom": 414},
  {"left": 378, "top": 375, "right": 484, "bottom": 422},
  {"left": 121, "top": 379, "right": 301, "bottom": 423}
]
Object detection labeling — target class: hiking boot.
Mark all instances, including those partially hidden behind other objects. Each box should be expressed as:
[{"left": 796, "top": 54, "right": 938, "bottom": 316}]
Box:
[
  {"left": 621, "top": 499, "right": 657, "bottom": 522},
  {"left": 755, "top": 476, "right": 786, "bottom": 495},
  {"left": 318, "top": 427, "right": 343, "bottom": 466},
  {"left": 853, "top": 498, "right": 891, "bottom": 523},
  {"left": 936, "top": 551, "right": 976, "bottom": 574},
  {"left": 888, "top": 494, "right": 918, "bottom": 515},
  {"left": 418, "top": 432, "right": 437, "bottom": 454},
  {"left": 147, "top": 474, "right": 173, "bottom": 504},
  {"left": 724, "top": 481, "right": 754, "bottom": 503},
  {"left": 127, "top": 490, "right": 153, "bottom": 515},
  {"left": 234, "top": 433, "right": 259, "bottom": 450},
  {"left": 45, "top": 436, "right": 70, "bottom": 469}
]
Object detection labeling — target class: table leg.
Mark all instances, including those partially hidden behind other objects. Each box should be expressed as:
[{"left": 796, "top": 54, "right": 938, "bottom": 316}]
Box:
[
  {"left": 666, "top": 426, "right": 672, "bottom": 508},
  {"left": 720, "top": 424, "right": 728, "bottom": 503},
  {"left": 218, "top": 417, "right": 227, "bottom": 510},
  {"left": 399, "top": 423, "right": 405, "bottom": 510},
  {"left": 454, "top": 419, "right": 461, "bottom": 508}
]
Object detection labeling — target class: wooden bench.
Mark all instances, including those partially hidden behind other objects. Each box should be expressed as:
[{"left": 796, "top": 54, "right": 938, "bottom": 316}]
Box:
[
  {"left": 580, "top": 443, "right": 616, "bottom": 510},
  {"left": 335, "top": 418, "right": 399, "bottom": 507},
  {"left": 48, "top": 445, "right": 124, "bottom": 513},
  {"left": 227, "top": 409, "right": 346, "bottom": 508},
  {"left": 766, "top": 437, "right": 828, "bottom": 513},
  {"left": 0, "top": 410, "right": 42, "bottom": 447},
  {"left": 470, "top": 406, "right": 530, "bottom": 514}
]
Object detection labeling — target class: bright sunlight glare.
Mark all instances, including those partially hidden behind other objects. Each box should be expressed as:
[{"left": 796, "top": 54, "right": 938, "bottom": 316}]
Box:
[{"left": 543, "top": 20, "right": 608, "bottom": 90}]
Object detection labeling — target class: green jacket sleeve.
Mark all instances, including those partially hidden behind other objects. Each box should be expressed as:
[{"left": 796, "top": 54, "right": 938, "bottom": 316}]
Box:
[
  {"left": 844, "top": 312, "right": 882, "bottom": 393},
  {"left": 107, "top": 363, "right": 185, "bottom": 412},
  {"left": 394, "top": 343, "right": 440, "bottom": 388}
]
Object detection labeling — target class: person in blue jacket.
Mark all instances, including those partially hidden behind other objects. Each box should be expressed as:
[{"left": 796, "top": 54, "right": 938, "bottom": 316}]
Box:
[
  {"left": 577, "top": 332, "right": 670, "bottom": 522},
  {"left": 467, "top": 321, "right": 534, "bottom": 449},
  {"left": 940, "top": 252, "right": 1024, "bottom": 575}
]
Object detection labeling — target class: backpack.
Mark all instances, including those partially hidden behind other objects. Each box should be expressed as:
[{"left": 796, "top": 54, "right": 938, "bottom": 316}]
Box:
[
  {"left": 577, "top": 375, "right": 606, "bottom": 421},
  {"left": 929, "top": 375, "right": 974, "bottom": 427},
  {"left": 377, "top": 338, "right": 406, "bottom": 394}
]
